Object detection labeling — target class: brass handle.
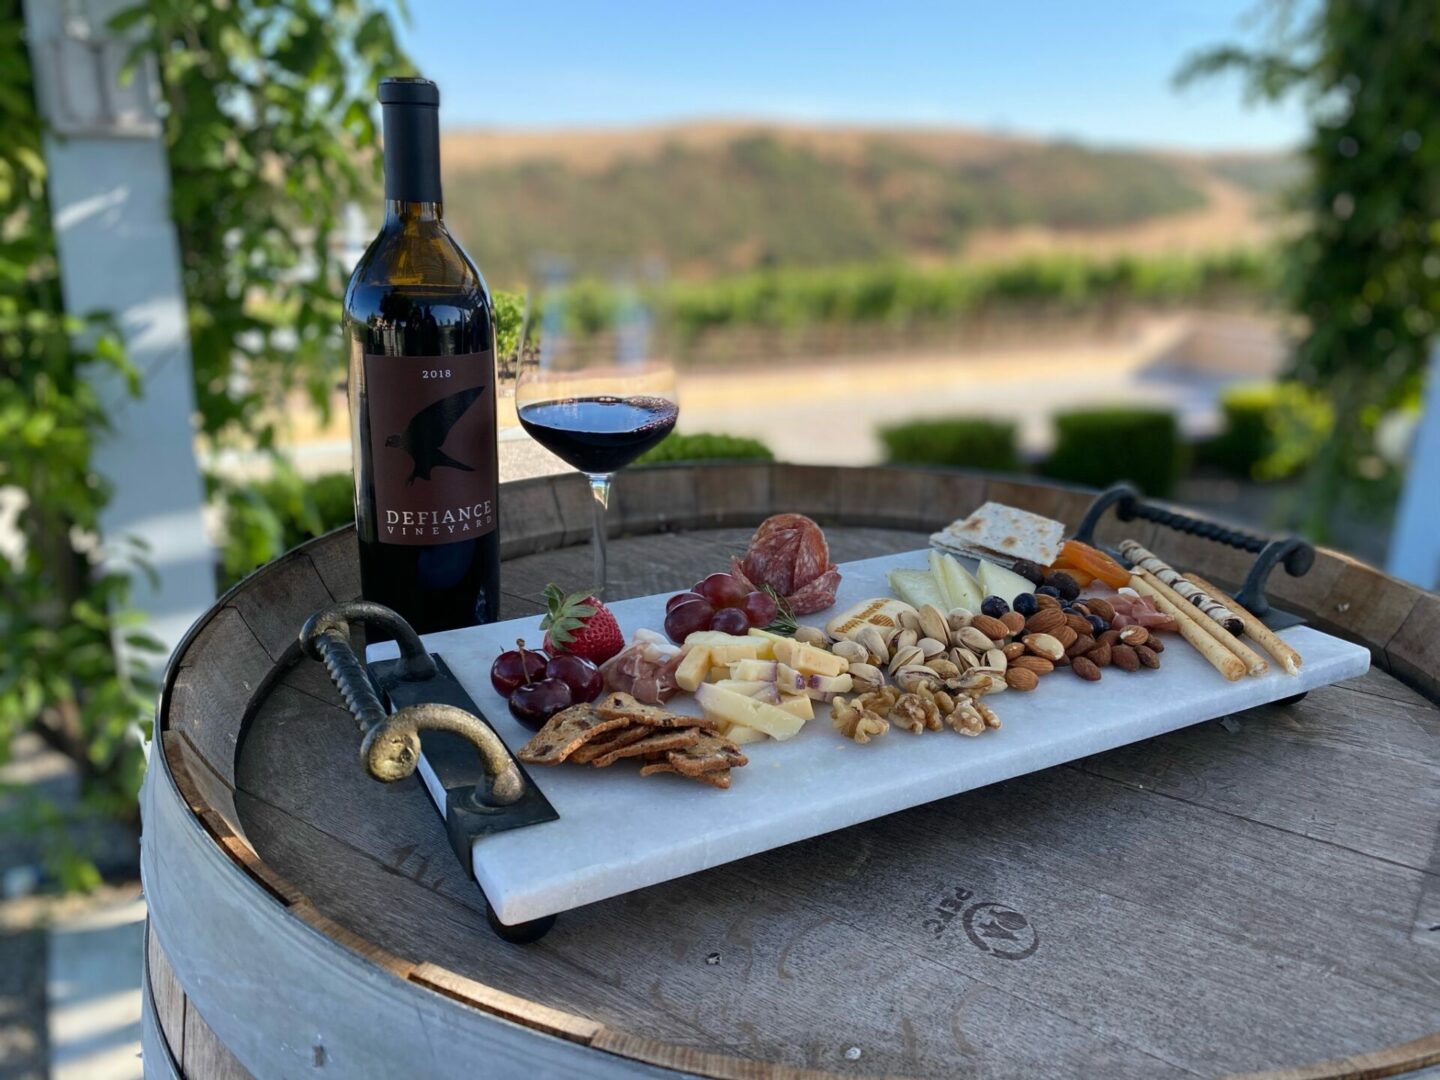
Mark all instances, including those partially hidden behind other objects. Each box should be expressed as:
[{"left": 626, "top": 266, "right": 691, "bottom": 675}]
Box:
[{"left": 299, "top": 602, "right": 521, "bottom": 807}]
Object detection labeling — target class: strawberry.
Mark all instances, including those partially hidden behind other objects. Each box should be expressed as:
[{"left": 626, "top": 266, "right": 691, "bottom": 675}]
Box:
[{"left": 539, "top": 584, "right": 624, "bottom": 664}]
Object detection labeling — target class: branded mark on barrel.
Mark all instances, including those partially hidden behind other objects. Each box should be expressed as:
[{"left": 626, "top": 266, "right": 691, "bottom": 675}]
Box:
[{"left": 922, "top": 886, "right": 1040, "bottom": 961}]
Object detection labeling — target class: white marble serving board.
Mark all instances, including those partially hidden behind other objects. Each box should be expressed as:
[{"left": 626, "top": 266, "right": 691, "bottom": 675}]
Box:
[{"left": 368, "top": 550, "right": 1371, "bottom": 925}]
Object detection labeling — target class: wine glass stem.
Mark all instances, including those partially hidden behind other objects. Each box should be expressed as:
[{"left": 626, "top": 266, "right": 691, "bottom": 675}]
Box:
[{"left": 587, "top": 472, "right": 612, "bottom": 599}]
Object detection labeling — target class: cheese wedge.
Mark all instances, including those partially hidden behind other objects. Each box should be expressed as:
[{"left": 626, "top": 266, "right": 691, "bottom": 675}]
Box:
[{"left": 824, "top": 597, "right": 918, "bottom": 641}]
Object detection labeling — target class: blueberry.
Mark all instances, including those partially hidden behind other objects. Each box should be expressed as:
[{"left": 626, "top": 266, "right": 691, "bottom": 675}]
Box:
[
  {"left": 980, "top": 595, "right": 1010, "bottom": 619},
  {"left": 1086, "top": 613, "right": 1108, "bottom": 634},
  {"left": 1036, "top": 585, "right": 1061, "bottom": 599},
  {"left": 1013, "top": 593, "right": 1038, "bottom": 617},
  {"left": 1045, "top": 571, "right": 1080, "bottom": 601},
  {"left": 1011, "top": 558, "right": 1046, "bottom": 586}
]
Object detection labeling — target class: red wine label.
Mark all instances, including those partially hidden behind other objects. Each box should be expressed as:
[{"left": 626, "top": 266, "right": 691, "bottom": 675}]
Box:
[{"left": 364, "top": 352, "right": 497, "bottom": 546}]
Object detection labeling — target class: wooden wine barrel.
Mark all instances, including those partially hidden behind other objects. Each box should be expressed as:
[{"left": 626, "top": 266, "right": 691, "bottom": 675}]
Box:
[{"left": 141, "top": 464, "right": 1440, "bottom": 1079}]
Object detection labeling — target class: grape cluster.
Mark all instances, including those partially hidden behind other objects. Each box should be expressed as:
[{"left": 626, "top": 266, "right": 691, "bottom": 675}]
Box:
[{"left": 664, "top": 572, "right": 778, "bottom": 643}]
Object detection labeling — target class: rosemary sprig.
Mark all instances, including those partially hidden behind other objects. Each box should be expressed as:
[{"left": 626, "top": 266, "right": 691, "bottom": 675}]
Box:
[{"left": 762, "top": 585, "right": 798, "bottom": 636}]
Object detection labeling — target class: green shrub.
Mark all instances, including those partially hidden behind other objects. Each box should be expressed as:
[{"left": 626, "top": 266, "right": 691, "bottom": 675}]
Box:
[
  {"left": 1202, "top": 382, "right": 1334, "bottom": 481},
  {"left": 877, "top": 418, "right": 1021, "bottom": 472},
  {"left": 218, "top": 469, "right": 355, "bottom": 588},
  {"left": 1041, "top": 407, "right": 1184, "bottom": 497},
  {"left": 636, "top": 432, "right": 774, "bottom": 465}
]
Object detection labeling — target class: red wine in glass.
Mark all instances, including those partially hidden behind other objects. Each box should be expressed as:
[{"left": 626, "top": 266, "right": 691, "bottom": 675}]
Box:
[{"left": 518, "top": 395, "right": 678, "bottom": 474}]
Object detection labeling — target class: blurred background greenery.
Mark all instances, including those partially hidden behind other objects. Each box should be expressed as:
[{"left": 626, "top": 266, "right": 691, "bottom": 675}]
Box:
[{"left": 2, "top": 0, "right": 1437, "bottom": 889}]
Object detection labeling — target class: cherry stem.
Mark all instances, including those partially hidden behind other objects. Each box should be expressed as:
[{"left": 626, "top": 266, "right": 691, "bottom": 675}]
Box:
[{"left": 516, "top": 638, "right": 533, "bottom": 686}]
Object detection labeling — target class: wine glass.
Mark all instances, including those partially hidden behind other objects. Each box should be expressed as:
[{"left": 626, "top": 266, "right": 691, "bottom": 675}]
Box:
[{"left": 515, "top": 263, "right": 677, "bottom": 598}]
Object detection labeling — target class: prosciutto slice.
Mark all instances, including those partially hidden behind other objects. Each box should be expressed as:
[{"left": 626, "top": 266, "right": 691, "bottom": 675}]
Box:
[{"left": 731, "top": 513, "right": 841, "bottom": 615}]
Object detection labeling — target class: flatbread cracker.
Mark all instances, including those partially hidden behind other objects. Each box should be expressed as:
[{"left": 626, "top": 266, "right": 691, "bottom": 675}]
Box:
[
  {"left": 592, "top": 728, "right": 700, "bottom": 768},
  {"left": 595, "top": 691, "right": 723, "bottom": 730},
  {"left": 568, "top": 725, "right": 650, "bottom": 765},
  {"left": 639, "top": 762, "right": 732, "bottom": 789},
  {"left": 666, "top": 732, "right": 748, "bottom": 776},
  {"left": 930, "top": 501, "right": 1065, "bottom": 567},
  {"left": 516, "top": 704, "right": 631, "bottom": 765}
]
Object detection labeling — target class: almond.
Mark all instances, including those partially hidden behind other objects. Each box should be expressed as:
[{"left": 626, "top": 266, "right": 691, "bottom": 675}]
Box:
[
  {"left": 1097, "top": 629, "right": 1120, "bottom": 647},
  {"left": 1084, "top": 597, "right": 1116, "bottom": 623},
  {"left": 1118, "top": 625, "right": 1150, "bottom": 647},
  {"left": 1071, "top": 656, "right": 1102, "bottom": 682},
  {"left": 1011, "top": 654, "right": 1054, "bottom": 675},
  {"left": 1135, "top": 644, "right": 1161, "bottom": 669},
  {"left": 1035, "top": 593, "right": 1062, "bottom": 611},
  {"left": 1054, "top": 625, "right": 1079, "bottom": 648},
  {"left": 1066, "top": 634, "right": 1096, "bottom": 658},
  {"left": 1052, "top": 653, "right": 1071, "bottom": 667},
  {"left": 1086, "top": 642, "right": 1112, "bottom": 668},
  {"left": 1000, "top": 611, "right": 1026, "bottom": 636},
  {"left": 1024, "top": 633, "right": 1065, "bottom": 662},
  {"left": 1065, "top": 612, "right": 1092, "bottom": 635},
  {"left": 970, "top": 614, "right": 1011, "bottom": 642},
  {"left": 1112, "top": 644, "right": 1140, "bottom": 672},
  {"left": 1004, "top": 668, "right": 1039, "bottom": 691},
  {"left": 1025, "top": 608, "right": 1065, "bottom": 635},
  {"left": 1147, "top": 636, "right": 1165, "bottom": 654},
  {"left": 1002, "top": 641, "right": 1027, "bottom": 662}
]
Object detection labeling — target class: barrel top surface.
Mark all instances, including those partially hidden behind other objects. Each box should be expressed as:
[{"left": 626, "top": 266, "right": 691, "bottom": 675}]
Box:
[{"left": 154, "top": 467, "right": 1440, "bottom": 1079}]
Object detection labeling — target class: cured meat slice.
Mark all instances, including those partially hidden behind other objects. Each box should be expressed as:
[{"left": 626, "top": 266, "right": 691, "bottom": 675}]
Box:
[{"left": 732, "top": 513, "right": 841, "bottom": 616}]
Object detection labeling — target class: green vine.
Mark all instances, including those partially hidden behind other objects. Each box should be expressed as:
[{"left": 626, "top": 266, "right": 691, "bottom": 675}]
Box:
[{"left": 1179, "top": 0, "right": 1440, "bottom": 535}]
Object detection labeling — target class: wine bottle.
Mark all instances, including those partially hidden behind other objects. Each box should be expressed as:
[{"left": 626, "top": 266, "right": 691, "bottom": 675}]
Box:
[{"left": 344, "top": 77, "right": 500, "bottom": 634}]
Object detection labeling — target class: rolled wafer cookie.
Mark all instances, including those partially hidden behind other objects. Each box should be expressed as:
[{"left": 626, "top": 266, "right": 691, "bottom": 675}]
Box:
[
  {"left": 1183, "top": 572, "right": 1303, "bottom": 676},
  {"left": 1133, "top": 569, "right": 1268, "bottom": 676},
  {"left": 1118, "top": 540, "right": 1244, "bottom": 635}
]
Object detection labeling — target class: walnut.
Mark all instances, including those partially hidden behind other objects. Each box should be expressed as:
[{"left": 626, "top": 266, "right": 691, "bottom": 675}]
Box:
[
  {"left": 892, "top": 691, "right": 941, "bottom": 733},
  {"left": 832, "top": 696, "right": 890, "bottom": 744},
  {"left": 857, "top": 686, "right": 900, "bottom": 714},
  {"left": 974, "top": 699, "right": 1002, "bottom": 729},
  {"left": 946, "top": 699, "right": 986, "bottom": 736}
]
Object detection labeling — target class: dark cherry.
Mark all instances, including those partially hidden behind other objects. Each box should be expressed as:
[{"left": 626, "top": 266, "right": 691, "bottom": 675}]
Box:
[
  {"left": 545, "top": 653, "right": 604, "bottom": 703},
  {"left": 490, "top": 640, "right": 548, "bottom": 697},
  {"left": 508, "top": 677, "right": 572, "bottom": 729}
]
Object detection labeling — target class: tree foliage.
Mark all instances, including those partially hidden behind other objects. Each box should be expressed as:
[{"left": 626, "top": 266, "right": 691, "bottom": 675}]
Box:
[{"left": 1179, "top": 0, "right": 1440, "bottom": 531}]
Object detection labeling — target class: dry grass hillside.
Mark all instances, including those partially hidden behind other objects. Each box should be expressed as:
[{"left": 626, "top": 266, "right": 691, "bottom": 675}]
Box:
[{"left": 439, "top": 121, "right": 1295, "bottom": 281}]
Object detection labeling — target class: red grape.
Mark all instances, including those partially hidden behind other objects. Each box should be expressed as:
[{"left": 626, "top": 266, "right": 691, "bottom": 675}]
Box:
[
  {"left": 490, "top": 640, "right": 548, "bottom": 696},
  {"left": 508, "top": 678, "right": 572, "bottom": 730},
  {"left": 664, "top": 597, "right": 715, "bottom": 643},
  {"left": 545, "top": 653, "right": 603, "bottom": 703},
  {"left": 709, "top": 607, "right": 750, "bottom": 636},
  {"left": 665, "top": 590, "right": 704, "bottom": 614},
  {"left": 695, "top": 572, "right": 746, "bottom": 609},
  {"left": 739, "top": 590, "right": 778, "bottom": 629}
]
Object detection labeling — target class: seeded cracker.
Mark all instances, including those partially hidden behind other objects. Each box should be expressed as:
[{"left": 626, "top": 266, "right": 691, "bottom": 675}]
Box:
[
  {"left": 591, "top": 728, "right": 701, "bottom": 768},
  {"left": 568, "top": 725, "right": 650, "bottom": 765},
  {"left": 640, "top": 762, "right": 733, "bottom": 789},
  {"left": 516, "top": 704, "right": 631, "bottom": 765},
  {"left": 595, "top": 691, "right": 724, "bottom": 730}
]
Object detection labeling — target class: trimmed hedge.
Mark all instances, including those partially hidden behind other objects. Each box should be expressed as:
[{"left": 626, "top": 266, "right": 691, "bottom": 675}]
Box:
[
  {"left": 877, "top": 418, "right": 1020, "bottom": 472},
  {"left": 1202, "top": 382, "right": 1333, "bottom": 482},
  {"left": 1041, "top": 407, "right": 1184, "bottom": 497},
  {"left": 635, "top": 432, "right": 774, "bottom": 465}
]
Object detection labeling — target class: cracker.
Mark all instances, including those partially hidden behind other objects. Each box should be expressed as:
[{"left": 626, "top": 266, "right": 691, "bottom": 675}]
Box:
[
  {"left": 567, "top": 725, "right": 650, "bottom": 765},
  {"left": 595, "top": 691, "right": 723, "bottom": 730},
  {"left": 516, "top": 704, "right": 631, "bottom": 765},
  {"left": 592, "top": 727, "right": 701, "bottom": 768},
  {"left": 639, "top": 762, "right": 732, "bottom": 789},
  {"left": 665, "top": 732, "right": 748, "bottom": 776}
]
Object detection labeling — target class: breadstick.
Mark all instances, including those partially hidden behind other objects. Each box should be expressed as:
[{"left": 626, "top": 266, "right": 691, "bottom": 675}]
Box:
[
  {"left": 1118, "top": 540, "right": 1244, "bottom": 635},
  {"left": 1133, "top": 569, "right": 1268, "bottom": 676},
  {"left": 1128, "top": 574, "right": 1246, "bottom": 681},
  {"left": 1183, "top": 572, "right": 1303, "bottom": 676}
]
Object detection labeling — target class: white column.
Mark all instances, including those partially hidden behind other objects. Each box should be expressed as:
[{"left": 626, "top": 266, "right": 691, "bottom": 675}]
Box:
[
  {"left": 1387, "top": 345, "right": 1440, "bottom": 590},
  {"left": 23, "top": 0, "right": 214, "bottom": 658}
]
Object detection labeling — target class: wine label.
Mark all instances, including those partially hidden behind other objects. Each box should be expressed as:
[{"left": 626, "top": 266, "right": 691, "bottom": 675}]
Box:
[{"left": 364, "top": 352, "right": 497, "bottom": 546}]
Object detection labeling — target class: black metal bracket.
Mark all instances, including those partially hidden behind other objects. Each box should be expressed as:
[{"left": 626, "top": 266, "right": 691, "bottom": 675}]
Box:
[
  {"left": 1072, "top": 483, "right": 1314, "bottom": 624},
  {"left": 299, "top": 602, "right": 559, "bottom": 942}
]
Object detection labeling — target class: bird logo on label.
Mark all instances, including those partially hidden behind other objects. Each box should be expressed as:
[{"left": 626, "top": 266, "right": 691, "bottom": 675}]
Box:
[{"left": 385, "top": 384, "right": 485, "bottom": 485}]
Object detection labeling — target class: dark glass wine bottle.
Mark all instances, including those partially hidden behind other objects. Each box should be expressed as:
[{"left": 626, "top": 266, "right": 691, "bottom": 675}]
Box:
[{"left": 344, "top": 77, "right": 499, "bottom": 635}]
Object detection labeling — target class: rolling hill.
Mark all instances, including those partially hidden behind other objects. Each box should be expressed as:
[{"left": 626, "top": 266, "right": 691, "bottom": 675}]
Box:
[{"left": 439, "top": 122, "right": 1295, "bottom": 284}]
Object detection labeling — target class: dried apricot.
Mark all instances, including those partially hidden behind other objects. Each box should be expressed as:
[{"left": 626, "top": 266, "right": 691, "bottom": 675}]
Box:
[{"left": 1055, "top": 540, "right": 1131, "bottom": 589}]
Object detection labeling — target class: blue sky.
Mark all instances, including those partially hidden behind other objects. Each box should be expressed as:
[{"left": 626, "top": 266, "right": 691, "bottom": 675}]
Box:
[{"left": 395, "top": 0, "right": 1306, "bottom": 151}]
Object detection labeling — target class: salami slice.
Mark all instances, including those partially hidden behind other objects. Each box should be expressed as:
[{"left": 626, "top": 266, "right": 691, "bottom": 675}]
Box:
[{"left": 733, "top": 514, "right": 841, "bottom": 616}]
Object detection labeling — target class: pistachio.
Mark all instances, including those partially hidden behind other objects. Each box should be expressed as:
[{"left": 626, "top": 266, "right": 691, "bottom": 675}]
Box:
[
  {"left": 855, "top": 626, "right": 890, "bottom": 665},
  {"left": 887, "top": 643, "right": 925, "bottom": 675},
  {"left": 894, "top": 628, "right": 919, "bottom": 651},
  {"left": 958, "top": 626, "right": 996, "bottom": 653},
  {"left": 950, "top": 647, "right": 980, "bottom": 672},
  {"left": 831, "top": 639, "right": 869, "bottom": 665},
  {"left": 847, "top": 662, "right": 886, "bottom": 693},
  {"left": 947, "top": 608, "right": 975, "bottom": 631},
  {"left": 925, "top": 658, "right": 961, "bottom": 681},
  {"left": 917, "top": 636, "right": 947, "bottom": 659},
  {"left": 793, "top": 625, "right": 830, "bottom": 647},
  {"left": 898, "top": 609, "right": 923, "bottom": 633},
  {"left": 918, "top": 604, "right": 951, "bottom": 644},
  {"left": 894, "top": 665, "right": 943, "bottom": 693}
]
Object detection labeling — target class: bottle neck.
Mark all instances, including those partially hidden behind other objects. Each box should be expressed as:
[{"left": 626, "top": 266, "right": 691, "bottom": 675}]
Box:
[
  {"left": 383, "top": 200, "right": 444, "bottom": 225},
  {"left": 381, "top": 99, "right": 443, "bottom": 204}
]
